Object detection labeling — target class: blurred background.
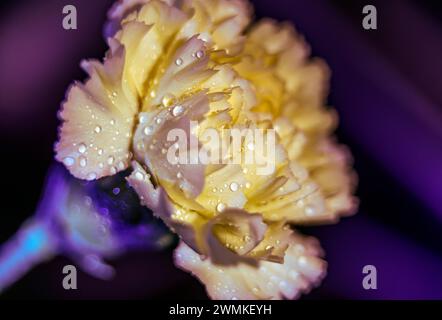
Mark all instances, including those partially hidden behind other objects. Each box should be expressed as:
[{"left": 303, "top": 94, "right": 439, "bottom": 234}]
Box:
[{"left": 0, "top": 0, "right": 441, "bottom": 299}]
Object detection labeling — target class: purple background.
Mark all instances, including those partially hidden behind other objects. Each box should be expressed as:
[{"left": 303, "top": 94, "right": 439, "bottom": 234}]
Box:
[{"left": 0, "top": 0, "right": 441, "bottom": 299}]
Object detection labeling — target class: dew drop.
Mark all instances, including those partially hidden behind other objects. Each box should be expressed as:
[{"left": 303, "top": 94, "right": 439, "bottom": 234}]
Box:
[
  {"left": 216, "top": 203, "right": 226, "bottom": 212},
  {"left": 63, "top": 157, "right": 75, "bottom": 167},
  {"left": 176, "top": 172, "right": 183, "bottom": 179},
  {"left": 144, "top": 126, "right": 153, "bottom": 135},
  {"left": 305, "top": 205, "right": 316, "bottom": 216},
  {"left": 87, "top": 172, "right": 97, "bottom": 180},
  {"left": 98, "top": 148, "right": 104, "bottom": 155},
  {"left": 195, "top": 50, "right": 204, "bottom": 59},
  {"left": 134, "top": 171, "right": 144, "bottom": 181},
  {"left": 139, "top": 114, "right": 148, "bottom": 124},
  {"left": 94, "top": 126, "right": 102, "bottom": 133},
  {"left": 171, "top": 105, "right": 184, "bottom": 117},
  {"left": 175, "top": 58, "right": 183, "bottom": 66},
  {"left": 229, "top": 182, "right": 239, "bottom": 192},
  {"left": 107, "top": 156, "right": 115, "bottom": 165},
  {"left": 298, "top": 256, "right": 307, "bottom": 265},
  {"left": 137, "top": 141, "right": 145, "bottom": 151},
  {"left": 78, "top": 143, "right": 87, "bottom": 154},
  {"left": 112, "top": 187, "right": 120, "bottom": 195},
  {"left": 162, "top": 94, "right": 174, "bottom": 107},
  {"left": 79, "top": 156, "right": 87, "bottom": 167}
]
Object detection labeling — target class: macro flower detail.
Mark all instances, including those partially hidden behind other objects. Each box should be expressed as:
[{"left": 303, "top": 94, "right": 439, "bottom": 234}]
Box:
[{"left": 55, "top": 0, "right": 357, "bottom": 300}]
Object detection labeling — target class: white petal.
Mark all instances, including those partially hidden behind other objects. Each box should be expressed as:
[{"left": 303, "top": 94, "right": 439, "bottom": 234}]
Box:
[
  {"left": 174, "top": 231, "right": 326, "bottom": 300},
  {"left": 134, "top": 91, "right": 210, "bottom": 198},
  {"left": 55, "top": 44, "right": 137, "bottom": 180}
]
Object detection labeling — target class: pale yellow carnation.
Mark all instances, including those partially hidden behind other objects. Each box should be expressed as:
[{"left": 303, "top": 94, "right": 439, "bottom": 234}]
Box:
[{"left": 55, "top": 0, "right": 356, "bottom": 300}]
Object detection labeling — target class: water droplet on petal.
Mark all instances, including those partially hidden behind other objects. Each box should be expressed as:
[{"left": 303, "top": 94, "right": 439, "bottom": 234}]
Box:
[
  {"left": 216, "top": 203, "right": 226, "bottom": 212},
  {"left": 78, "top": 143, "right": 87, "bottom": 154},
  {"left": 87, "top": 172, "right": 97, "bottom": 180},
  {"left": 305, "top": 205, "right": 316, "bottom": 216},
  {"left": 63, "top": 157, "right": 75, "bottom": 166},
  {"left": 135, "top": 171, "right": 144, "bottom": 181},
  {"left": 79, "top": 156, "right": 87, "bottom": 167},
  {"left": 107, "top": 156, "right": 115, "bottom": 165},
  {"left": 229, "top": 182, "right": 239, "bottom": 192},
  {"left": 94, "top": 126, "right": 102, "bottom": 133},
  {"left": 144, "top": 126, "right": 153, "bottom": 135},
  {"left": 195, "top": 50, "right": 204, "bottom": 59},
  {"left": 139, "top": 114, "right": 148, "bottom": 124},
  {"left": 171, "top": 105, "right": 184, "bottom": 117},
  {"left": 137, "top": 141, "right": 145, "bottom": 151},
  {"left": 162, "top": 94, "right": 174, "bottom": 107},
  {"left": 175, "top": 58, "right": 183, "bottom": 66},
  {"left": 298, "top": 256, "right": 307, "bottom": 265}
]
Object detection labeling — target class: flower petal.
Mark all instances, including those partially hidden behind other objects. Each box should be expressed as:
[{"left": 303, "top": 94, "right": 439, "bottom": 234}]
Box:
[
  {"left": 201, "top": 208, "right": 267, "bottom": 264},
  {"left": 55, "top": 44, "right": 137, "bottom": 180},
  {"left": 133, "top": 91, "right": 210, "bottom": 198},
  {"left": 174, "top": 230, "right": 326, "bottom": 300},
  {"left": 127, "top": 161, "right": 206, "bottom": 252}
]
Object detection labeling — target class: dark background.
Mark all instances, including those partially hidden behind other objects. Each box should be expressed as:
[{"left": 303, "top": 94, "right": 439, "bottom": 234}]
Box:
[{"left": 0, "top": 0, "right": 441, "bottom": 299}]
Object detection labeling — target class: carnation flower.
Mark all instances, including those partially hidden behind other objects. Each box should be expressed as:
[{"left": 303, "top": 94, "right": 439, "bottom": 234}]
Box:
[{"left": 55, "top": 0, "right": 357, "bottom": 300}]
